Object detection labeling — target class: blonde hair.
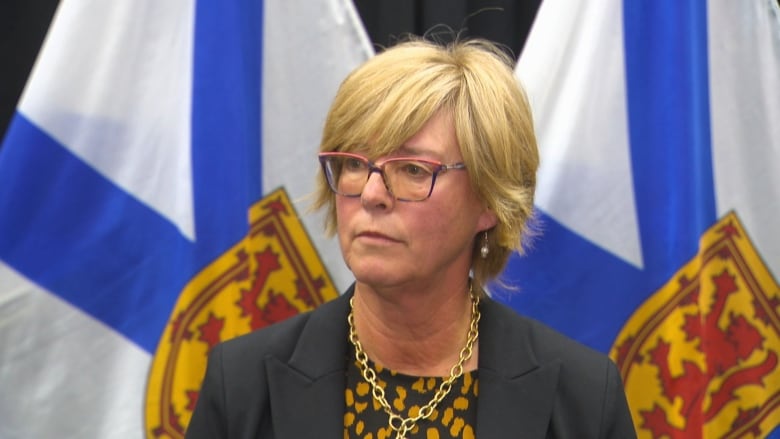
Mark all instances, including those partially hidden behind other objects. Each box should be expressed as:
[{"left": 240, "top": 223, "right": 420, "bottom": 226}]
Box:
[{"left": 313, "top": 37, "right": 539, "bottom": 292}]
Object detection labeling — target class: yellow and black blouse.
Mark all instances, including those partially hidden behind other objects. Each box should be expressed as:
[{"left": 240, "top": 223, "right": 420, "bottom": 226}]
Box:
[{"left": 344, "top": 357, "right": 478, "bottom": 439}]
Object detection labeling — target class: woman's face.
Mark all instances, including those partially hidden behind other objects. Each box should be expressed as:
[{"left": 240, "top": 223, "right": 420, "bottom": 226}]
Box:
[{"left": 336, "top": 110, "right": 497, "bottom": 291}]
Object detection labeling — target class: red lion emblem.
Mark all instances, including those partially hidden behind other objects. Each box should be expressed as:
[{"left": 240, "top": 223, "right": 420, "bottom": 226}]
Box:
[{"left": 611, "top": 212, "right": 780, "bottom": 438}]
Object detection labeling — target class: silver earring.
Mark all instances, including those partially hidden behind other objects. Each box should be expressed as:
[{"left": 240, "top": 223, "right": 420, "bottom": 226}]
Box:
[{"left": 480, "top": 231, "right": 489, "bottom": 259}]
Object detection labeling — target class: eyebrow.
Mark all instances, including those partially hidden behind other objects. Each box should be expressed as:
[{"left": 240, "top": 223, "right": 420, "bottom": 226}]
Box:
[{"left": 394, "top": 144, "right": 442, "bottom": 160}]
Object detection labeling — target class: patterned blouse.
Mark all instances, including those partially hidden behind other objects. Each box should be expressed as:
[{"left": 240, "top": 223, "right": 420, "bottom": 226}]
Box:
[{"left": 344, "top": 356, "right": 478, "bottom": 439}]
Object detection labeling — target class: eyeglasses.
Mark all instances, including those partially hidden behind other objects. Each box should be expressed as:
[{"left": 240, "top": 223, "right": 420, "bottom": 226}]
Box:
[{"left": 318, "top": 152, "right": 467, "bottom": 202}]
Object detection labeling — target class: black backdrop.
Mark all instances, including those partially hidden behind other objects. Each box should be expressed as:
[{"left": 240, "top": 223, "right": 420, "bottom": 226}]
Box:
[
  {"left": 353, "top": 0, "right": 540, "bottom": 55},
  {"left": 0, "top": 0, "right": 541, "bottom": 141}
]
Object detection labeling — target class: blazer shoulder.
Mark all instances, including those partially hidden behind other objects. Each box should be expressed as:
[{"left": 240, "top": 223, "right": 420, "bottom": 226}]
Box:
[
  {"left": 220, "top": 310, "right": 312, "bottom": 362},
  {"left": 485, "top": 297, "right": 609, "bottom": 368},
  {"left": 481, "top": 298, "right": 636, "bottom": 437},
  {"left": 186, "top": 293, "right": 352, "bottom": 439},
  {"left": 218, "top": 291, "right": 350, "bottom": 367}
]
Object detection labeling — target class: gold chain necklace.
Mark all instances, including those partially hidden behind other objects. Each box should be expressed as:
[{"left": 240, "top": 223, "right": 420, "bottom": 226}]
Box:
[{"left": 347, "top": 287, "right": 480, "bottom": 439}]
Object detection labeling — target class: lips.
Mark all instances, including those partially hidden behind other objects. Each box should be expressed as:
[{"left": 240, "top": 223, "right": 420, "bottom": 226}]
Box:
[{"left": 356, "top": 230, "right": 400, "bottom": 243}]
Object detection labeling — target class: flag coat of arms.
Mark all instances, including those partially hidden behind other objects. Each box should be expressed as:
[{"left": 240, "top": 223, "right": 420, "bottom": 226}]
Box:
[
  {"left": 503, "top": 0, "right": 780, "bottom": 437},
  {"left": 0, "top": 0, "right": 371, "bottom": 437}
]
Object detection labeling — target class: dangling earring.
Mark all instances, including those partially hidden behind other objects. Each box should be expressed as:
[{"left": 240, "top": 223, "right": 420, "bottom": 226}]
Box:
[{"left": 480, "top": 231, "right": 489, "bottom": 259}]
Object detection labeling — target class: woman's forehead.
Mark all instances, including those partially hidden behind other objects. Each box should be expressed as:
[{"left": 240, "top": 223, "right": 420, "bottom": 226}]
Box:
[{"left": 348, "top": 110, "right": 458, "bottom": 159}]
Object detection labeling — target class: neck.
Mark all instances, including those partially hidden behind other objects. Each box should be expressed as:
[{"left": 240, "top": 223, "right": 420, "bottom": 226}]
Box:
[{"left": 350, "top": 279, "right": 479, "bottom": 376}]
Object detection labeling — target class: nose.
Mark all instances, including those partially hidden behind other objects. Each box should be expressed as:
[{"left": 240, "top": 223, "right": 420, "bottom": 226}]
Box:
[{"left": 360, "top": 171, "right": 394, "bottom": 207}]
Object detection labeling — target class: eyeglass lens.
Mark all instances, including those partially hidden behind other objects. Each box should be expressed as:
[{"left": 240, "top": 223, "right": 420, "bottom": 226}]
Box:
[{"left": 324, "top": 155, "right": 437, "bottom": 201}]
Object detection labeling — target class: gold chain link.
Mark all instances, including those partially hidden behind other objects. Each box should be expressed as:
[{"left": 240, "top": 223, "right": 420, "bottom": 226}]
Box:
[{"left": 347, "top": 285, "right": 480, "bottom": 439}]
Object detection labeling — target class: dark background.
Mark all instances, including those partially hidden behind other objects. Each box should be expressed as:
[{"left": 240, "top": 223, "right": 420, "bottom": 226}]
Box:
[{"left": 0, "top": 0, "right": 542, "bottom": 142}]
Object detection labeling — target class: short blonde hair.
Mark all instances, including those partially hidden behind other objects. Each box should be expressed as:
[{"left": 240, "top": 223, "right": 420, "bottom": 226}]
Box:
[{"left": 313, "top": 38, "right": 539, "bottom": 292}]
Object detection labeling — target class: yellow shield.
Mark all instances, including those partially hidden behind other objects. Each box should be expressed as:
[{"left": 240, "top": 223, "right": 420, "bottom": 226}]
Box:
[
  {"left": 611, "top": 212, "right": 780, "bottom": 438},
  {"left": 144, "top": 188, "right": 339, "bottom": 437}
]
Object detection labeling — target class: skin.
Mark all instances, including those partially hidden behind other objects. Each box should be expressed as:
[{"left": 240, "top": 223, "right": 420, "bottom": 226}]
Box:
[{"left": 338, "top": 110, "right": 497, "bottom": 376}]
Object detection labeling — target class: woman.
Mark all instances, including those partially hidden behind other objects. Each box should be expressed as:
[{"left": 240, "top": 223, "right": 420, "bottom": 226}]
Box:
[{"left": 186, "top": 38, "right": 636, "bottom": 438}]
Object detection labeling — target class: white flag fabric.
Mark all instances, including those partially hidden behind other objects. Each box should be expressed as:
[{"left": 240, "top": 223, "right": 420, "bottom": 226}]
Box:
[
  {"left": 501, "top": 0, "right": 780, "bottom": 437},
  {"left": 0, "top": 0, "right": 371, "bottom": 437}
]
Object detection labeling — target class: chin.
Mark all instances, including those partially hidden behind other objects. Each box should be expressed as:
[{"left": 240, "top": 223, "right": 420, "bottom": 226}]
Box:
[{"left": 350, "top": 265, "right": 405, "bottom": 288}]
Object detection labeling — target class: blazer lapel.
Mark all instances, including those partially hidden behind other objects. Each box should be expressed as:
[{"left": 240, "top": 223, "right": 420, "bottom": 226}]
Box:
[
  {"left": 476, "top": 298, "right": 560, "bottom": 439},
  {"left": 265, "top": 290, "right": 354, "bottom": 439}
]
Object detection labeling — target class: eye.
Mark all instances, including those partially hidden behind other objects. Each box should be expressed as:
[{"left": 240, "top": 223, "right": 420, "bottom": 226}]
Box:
[
  {"left": 343, "top": 157, "right": 367, "bottom": 171},
  {"left": 399, "top": 161, "right": 434, "bottom": 178}
]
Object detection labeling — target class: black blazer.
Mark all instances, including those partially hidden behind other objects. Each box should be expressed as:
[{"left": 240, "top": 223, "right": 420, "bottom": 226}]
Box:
[{"left": 186, "top": 286, "right": 636, "bottom": 438}]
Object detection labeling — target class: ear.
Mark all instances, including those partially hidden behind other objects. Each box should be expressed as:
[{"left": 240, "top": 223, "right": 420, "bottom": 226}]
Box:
[{"left": 476, "top": 208, "right": 498, "bottom": 232}]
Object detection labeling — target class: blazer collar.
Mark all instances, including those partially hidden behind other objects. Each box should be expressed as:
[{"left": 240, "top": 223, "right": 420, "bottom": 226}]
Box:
[
  {"left": 265, "top": 287, "right": 354, "bottom": 439},
  {"left": 265, "top": 286, "right": 559, "bottom": 438}
]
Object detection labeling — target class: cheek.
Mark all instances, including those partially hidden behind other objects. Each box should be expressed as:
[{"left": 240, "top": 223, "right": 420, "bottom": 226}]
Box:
[
  {"left": 420, "top": 196, "right": 482, "bottom": 244},
  {"left": 407, "top": 208, "right": 459, "bottom": 247},
  {"left": 335, "top": 198, "right": 361, "bottom": 242},
  {"left": 334, "top": 202, "right": 349, "bottom": 234},
  {"left": 413, "top": 214, "right": 444, "bottom": 236},
  {"left": 334, "top": 197, "right": 354, "bottom": 224}
]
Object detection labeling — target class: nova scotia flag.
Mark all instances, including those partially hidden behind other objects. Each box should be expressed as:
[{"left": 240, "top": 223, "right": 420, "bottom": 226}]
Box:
[
  {"left": 0, "top": 0, "right": 370, "bottom": 437},
  {"left": 501, "top": 0, "right": 780, "bottom": 437}
]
